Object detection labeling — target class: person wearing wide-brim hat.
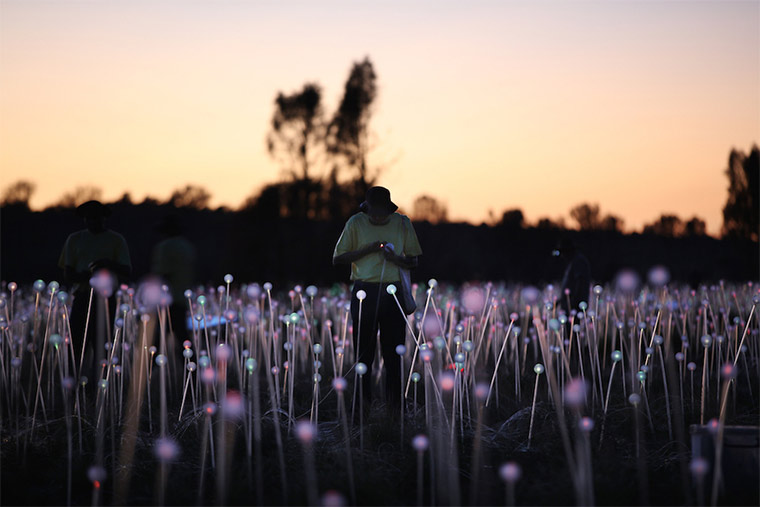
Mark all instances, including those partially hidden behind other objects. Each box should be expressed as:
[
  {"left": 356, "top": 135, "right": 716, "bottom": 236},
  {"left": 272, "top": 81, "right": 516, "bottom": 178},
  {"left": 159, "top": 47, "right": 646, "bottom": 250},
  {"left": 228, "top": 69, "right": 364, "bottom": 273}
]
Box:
[
  {"left": 333, "top": 186, "right": 422, "bottom": 416},
  {"left": 59, "top": 200, "right": 132, "bottom": 387}
]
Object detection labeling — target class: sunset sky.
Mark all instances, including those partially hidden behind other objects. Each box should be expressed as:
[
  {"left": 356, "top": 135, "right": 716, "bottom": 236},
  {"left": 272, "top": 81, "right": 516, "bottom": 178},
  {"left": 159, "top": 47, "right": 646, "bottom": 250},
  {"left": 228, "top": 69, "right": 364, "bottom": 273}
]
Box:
[{"left": 1, "top": 0, "right": 758, "bottom": 235}]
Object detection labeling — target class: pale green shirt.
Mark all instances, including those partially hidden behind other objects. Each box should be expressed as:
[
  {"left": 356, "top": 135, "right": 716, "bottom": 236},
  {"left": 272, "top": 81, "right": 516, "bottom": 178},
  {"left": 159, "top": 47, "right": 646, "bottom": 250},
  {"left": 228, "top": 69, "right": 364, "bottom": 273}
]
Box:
[{"left": 333, "top": 212, "right": 422, "bottom": 283}]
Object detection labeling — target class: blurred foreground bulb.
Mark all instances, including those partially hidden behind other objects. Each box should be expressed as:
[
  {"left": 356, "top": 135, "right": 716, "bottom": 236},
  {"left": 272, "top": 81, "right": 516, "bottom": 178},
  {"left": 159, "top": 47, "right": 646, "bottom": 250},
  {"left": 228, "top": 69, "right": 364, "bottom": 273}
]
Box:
[
  {"left": 412, "top": 434, "right": 429, "bottom": 452},
  {"left": 154, "top": 437, "right": 180, "bottom": 462}
]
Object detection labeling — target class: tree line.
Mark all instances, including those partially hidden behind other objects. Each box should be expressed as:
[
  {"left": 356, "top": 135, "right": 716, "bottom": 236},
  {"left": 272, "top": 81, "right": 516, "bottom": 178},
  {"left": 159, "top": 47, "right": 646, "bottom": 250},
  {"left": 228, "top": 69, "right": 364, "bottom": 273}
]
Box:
[{"left": 2, "top": 56, "right": 757, "bottom": 240}]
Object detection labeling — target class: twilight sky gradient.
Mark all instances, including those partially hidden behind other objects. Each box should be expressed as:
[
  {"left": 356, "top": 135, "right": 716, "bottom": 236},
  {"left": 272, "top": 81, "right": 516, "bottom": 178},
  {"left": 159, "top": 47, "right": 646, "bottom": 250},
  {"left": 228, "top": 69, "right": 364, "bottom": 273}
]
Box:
[{"left": 1, "top": 0, "right": 758, "bottom": 234}]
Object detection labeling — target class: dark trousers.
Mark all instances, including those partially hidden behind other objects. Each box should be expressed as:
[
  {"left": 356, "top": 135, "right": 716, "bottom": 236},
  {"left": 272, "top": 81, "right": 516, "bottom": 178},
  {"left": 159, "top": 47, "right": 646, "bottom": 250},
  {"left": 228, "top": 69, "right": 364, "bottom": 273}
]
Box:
[
  {"left": 70, "top": 289, "right": 117, "bottom": 384},
  {"left": 350, "top": 281, "right": 407, "bottom": 411}
]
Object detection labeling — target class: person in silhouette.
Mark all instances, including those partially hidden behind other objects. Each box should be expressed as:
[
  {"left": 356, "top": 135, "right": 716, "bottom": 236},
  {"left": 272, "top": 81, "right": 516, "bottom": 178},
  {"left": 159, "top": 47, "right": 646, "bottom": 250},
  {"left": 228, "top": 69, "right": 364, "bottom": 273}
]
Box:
[
  {"left": 556, "top": 238, "right": 591, "bottom": 314},
  {"left": 59, "top": 200, "right": 131, "bottom": 384},
  {"left": 333, "top": 186, "right": 422, "bottom": 416},
  {"left": 151, "top": 213, "right": 197, "bottom": 349}
]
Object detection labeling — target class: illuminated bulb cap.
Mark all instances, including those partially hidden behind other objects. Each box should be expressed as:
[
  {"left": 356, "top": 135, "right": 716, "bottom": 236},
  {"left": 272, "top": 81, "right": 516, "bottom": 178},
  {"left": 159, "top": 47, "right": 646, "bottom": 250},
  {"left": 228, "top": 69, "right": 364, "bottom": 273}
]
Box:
[
  {"left": 332, "top": 377, "right": 347, "bottom": 391},
  {"left": 412, "top": 434, "right": 429, "bottom": 452},
  {"left": 386, "top": 284, "right": 397, "bottom": 295},
  {"left": 499, "top": 462, "right": 522, "bottom": 483}
]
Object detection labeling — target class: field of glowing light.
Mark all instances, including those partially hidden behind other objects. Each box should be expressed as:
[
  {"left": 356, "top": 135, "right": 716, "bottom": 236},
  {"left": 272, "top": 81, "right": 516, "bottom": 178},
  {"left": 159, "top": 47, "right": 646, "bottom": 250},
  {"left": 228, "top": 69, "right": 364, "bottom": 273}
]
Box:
[{"left": 0, "top": 274, "right": 758, "bottom": 506}]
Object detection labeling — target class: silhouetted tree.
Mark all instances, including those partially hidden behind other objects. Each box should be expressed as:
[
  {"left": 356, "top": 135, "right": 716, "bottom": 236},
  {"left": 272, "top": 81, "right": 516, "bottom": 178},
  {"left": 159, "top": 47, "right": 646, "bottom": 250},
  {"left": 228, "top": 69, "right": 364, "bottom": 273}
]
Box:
[
  {"left": 169, "top": 184, "right": 211, "bottom": 209},
  {"left": 412, "top": 195, "right": 448, "bottom": 223},
  {"left": 722, "top": 145, "right": 759, "bottom": 241},
  {"left": 53, "top": 185, "right": 103, "bottom": 208},
  {"left": 1, "top": 180, "right": 35, "bottom": 209},
  {"left": 115, "top": 193, "right": 133, "bottom": 205},
  {"left": 499, "top": 208, "right": 524, "bottom": 229},
  {"left": 643, "top": 214, "right": 684, "bottom": 237},
  {"left": 267, "top": 83, "right": 324, "bottom": 181},
  {"left": 569, "top": 203, "right": 601, "bottom": 231},
  {"left": 599, "top": 214, "right": 624, "bottom": 233},
  {"left": 536, "top": 217, "right": 565, "bottom": 230},
  {"left": 327, "top": 57, "right": 378, "bottom": 196},
  {"left": 241, "top": 179, "right": 330, "bottom": 220},
  {"left": 684, "top": 216, "right": 707, "bottom": 237}
]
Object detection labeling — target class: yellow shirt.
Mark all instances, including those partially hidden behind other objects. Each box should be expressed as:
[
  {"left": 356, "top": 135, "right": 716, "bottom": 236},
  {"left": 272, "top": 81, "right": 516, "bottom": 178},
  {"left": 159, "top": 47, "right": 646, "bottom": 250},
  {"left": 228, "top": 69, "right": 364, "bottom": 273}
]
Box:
[{"left": 333, "top": 212, "right": 422, "bottom": 282}]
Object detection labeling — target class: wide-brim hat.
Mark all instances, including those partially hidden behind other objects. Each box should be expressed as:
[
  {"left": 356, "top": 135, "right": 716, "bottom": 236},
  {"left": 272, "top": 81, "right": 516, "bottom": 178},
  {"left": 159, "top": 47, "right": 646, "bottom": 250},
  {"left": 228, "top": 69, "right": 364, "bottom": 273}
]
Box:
[
  {"left": 359, "top": 186, "right": 398, "bottom": 215},
  {"left": 76, "top": 200, "right": 111, "bottom": 218}
]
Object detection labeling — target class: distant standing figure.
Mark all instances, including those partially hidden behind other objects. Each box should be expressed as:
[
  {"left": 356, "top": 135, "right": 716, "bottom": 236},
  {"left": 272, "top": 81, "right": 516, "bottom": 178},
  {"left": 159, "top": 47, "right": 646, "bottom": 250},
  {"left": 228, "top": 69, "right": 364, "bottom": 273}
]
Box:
[
  {"left": 59, "top": 200, "right": 131, "bottom": 381},
  {"left": 333, "top": 186, "right": 423, "bottom": 414},
  {"left": 151, "top": 213, "right": 197, "bottom": 347},
  {"left": 557, "top": 238, "right": 591, "bottom": 313}
]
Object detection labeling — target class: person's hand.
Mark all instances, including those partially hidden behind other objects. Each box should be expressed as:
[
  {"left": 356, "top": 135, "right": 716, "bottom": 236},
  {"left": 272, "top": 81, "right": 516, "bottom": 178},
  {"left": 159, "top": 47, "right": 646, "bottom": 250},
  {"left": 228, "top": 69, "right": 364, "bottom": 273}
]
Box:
[
  {"left": 381, "top": 247, "right": 398, "bottom": 263},
  {"left": 366, "top": 241, "right": 384, "bottom": 253}
]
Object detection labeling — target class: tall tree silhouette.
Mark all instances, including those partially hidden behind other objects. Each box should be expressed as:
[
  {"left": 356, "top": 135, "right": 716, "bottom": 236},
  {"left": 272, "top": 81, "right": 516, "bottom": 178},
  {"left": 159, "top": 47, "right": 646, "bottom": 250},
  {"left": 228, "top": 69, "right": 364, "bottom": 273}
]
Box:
[
  {"left": 267, "top": 83, "right": 324, "bottom": 182},
  {"left": 722, "top": 145, "right": 759, "bottom": 241},
  {"left": 327, "top": 57, "right": 378, "bottom": 197}
]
